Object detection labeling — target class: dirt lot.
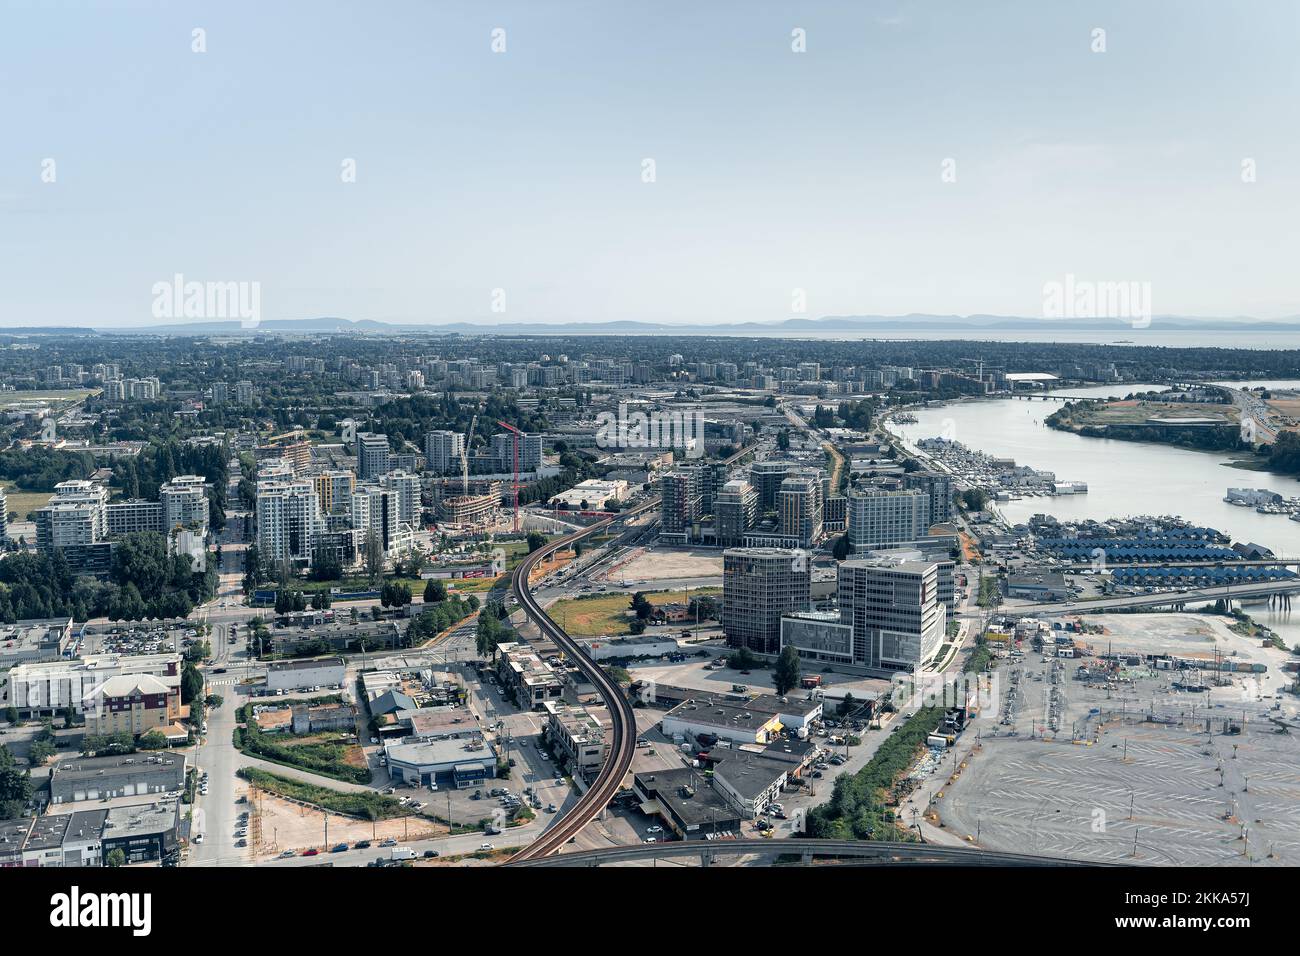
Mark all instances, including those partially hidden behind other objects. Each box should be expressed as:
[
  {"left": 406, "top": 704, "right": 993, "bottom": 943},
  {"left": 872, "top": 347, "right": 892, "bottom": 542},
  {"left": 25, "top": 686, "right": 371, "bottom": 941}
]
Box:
[
  {"left": 253, "top": 792, "right": 447, "bottom": 856},
  {"left": 609, "top": 548, "right": 723, "bottom": 583},
  {"left": 528, "top": 547, "right": 577, "bottom": 585}
]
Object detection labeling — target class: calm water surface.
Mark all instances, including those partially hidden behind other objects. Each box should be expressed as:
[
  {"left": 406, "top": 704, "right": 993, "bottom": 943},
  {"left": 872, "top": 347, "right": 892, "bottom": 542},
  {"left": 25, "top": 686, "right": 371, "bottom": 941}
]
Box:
[{"left": 886, "top": 382, "right": 1300, "bottom": 642}]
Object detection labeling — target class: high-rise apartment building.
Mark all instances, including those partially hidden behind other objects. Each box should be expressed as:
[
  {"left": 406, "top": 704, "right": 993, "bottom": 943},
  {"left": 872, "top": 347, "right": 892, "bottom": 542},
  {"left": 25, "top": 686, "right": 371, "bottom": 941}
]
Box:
[
  {"left": 424, "top": 430, "right": 465, "bottom": 474},
  {"left": 313, "top": 470, "right": 356, "bottom": 516},
  {"left": 846, "top": 488, "right": 931, "bottom": 551},
  {"left": 33, "top": 481, "right": 109, "bottom": 550},
  {"left": 750, "top": 460, "right": 794, "bottom": 511},
  {"left": 722, "top": 547, "right": 811, "bottom": 655},
  {"left": 256, "top": 479, "right": 323, "bottom": 568},
  {"left": 714, "top": 479, "right": 758, "bottom": 547},
  {"left": 660, "top": 469, "right": 703, "bottom": 541},
  {"left": 380, "top": 470, "right": 422, "bottom": 527},
  {"left": 160, "top": 475, "right": 209, "bottom": 531},
  {"left": 491, "top": 432, "right": 543, "bottom": 472},
  {"left": 356, "top": 432, "right": 392, "bottom": 480},
  {"left": 779, "top": 472, "right": 823, "bottom": 547},
  {"left": 351, "top": 484, "right": 399, "bottom": 555},
  {"left": 903, "top": 470, "right": 954, "bottom": 526}
]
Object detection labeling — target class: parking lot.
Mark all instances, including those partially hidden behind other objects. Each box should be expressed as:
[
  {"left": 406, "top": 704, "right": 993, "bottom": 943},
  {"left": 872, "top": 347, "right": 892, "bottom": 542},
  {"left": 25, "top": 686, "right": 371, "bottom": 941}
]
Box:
[
  {"left": 940, "top": 720, "right": 1300, "bottom": 865},
  {"left": 931, "top": 611, "right": 1300, "bottom": 864},
  {"left": 79, "top": 622, "right": 190, "bottom": 656}
]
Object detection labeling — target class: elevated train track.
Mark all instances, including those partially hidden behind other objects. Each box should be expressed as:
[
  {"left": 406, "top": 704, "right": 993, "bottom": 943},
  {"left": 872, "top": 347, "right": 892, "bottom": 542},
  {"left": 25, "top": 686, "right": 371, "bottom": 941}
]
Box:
[
  {"left": 503, "top": 498, "right": 658, "bottom": 863},
  {"left": 504, "top": 445, "right": 754, "bottom": 864}
]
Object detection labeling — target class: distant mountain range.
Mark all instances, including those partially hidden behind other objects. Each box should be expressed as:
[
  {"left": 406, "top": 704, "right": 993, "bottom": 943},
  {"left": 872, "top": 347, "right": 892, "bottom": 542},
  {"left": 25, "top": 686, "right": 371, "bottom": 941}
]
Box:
[{"left": 3, "top": 314, "right": 1300, "bottom": 337}]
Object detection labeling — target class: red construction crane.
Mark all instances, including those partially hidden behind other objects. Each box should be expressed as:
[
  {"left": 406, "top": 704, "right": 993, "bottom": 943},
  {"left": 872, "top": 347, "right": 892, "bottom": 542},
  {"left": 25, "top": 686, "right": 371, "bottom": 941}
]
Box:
[{"left": 496, "top": 420, "right": 523, "bottom": 532}]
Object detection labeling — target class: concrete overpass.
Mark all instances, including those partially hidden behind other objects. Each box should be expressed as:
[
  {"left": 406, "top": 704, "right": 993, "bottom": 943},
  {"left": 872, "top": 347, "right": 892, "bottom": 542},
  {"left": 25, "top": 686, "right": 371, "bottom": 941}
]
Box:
[
  {"left": 1059, "top": 558, "right": 1300, "bottom": 571},
  {"left": 1013, "top": 578, "right": 1300, "bottom": 617},
  {"left": 516, "top": 838, "right": 1104, "bottom": 867}
]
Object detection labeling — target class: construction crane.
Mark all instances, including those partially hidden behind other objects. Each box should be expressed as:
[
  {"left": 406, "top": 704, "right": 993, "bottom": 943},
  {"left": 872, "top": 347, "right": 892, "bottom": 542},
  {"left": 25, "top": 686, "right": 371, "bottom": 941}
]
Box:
[
  {"left": 461, "top": 413, "right": 477, "bottom": 495},
  {"left": 496, "top": 420, "right": 523, "bottom": 532}
]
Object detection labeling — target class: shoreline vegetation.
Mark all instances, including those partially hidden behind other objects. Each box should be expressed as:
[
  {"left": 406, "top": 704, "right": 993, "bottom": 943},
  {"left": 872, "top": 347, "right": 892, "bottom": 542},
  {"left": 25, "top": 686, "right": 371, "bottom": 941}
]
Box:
[{"left": 1044, "top": 398, "right": 1300, "bottom": 479}]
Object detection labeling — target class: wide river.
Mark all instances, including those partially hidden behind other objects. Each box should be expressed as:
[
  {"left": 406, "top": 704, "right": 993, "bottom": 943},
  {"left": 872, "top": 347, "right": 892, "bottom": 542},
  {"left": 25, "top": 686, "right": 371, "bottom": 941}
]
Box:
[{"left": 885, "top": 381, "right": 1300, "bottom": 642}]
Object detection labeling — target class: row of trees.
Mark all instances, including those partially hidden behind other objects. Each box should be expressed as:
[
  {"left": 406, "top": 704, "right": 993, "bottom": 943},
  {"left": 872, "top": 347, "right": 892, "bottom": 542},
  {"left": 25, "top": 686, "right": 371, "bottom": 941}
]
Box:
[
  {"left": 0, "top": 531, "right": 215, "bottom": 622},
  {"left": 408, "top": 595, "right": 480, "bottom": 644},
  {"left": 476, "top": 599, "right": 512, "bottom": 657},
  {"left": 803, "top": 706, "right": 944, "bottom": 840}
]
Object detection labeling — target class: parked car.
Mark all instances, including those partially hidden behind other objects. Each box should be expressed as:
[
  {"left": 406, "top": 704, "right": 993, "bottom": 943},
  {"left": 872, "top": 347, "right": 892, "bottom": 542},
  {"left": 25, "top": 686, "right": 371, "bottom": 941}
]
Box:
[
  {"left": 301, "top": 848, "right": 319, "bottom": 856},
  {"left": 331, "top": 843, "right": 349, "bottom": 853}
]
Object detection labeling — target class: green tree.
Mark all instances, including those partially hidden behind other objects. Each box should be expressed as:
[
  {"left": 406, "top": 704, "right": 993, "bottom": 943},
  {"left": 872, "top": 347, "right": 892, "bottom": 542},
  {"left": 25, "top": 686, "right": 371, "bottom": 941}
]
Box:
[
  {"left": 105, "top": 848, "right": 127, "bottom": 867},
  {"left": 181, "top": 662, "right": 204, "bottom": 704},
  {"left": 630, "top": 592, "right": 653, "bottom": 620},
  {"left": 526, "top": 532, "right": 547, "bottom": 553},
  {"left": 727, "top": 647, "right": 759, "bottom": 670},
  {"left": 28, "top": 721, "right": 57, "bottom": 766},
  {"left": 424, "top": 579, "right": 447, "bottom": 603},
  {"left": 0, "top": 745, "right": 33, "bottom": 818},
  {"left": 363, "top": 528, "right": 384, "bottom": 584},
  {"left": 772, "top": 646, "right": 802, "bottom": 695}
]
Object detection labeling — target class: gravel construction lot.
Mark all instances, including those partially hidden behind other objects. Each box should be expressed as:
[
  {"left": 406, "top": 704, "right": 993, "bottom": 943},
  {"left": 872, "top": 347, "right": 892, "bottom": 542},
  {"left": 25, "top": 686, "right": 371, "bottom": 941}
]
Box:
[
  {"left": 254, "top": 792, "right": 446, "bottom": 856},
  {"left": 1087, "top": 613, "right": 1277, "bottom": 664},
  {"left": 610, "top": 548, "right": 723, "bottom": 583},
  {"left": 939, "top": 721, "right": 1300, "bottom": 865},
  {"left": 932, "top": 610, "right": 1300, "bottom": 866}
]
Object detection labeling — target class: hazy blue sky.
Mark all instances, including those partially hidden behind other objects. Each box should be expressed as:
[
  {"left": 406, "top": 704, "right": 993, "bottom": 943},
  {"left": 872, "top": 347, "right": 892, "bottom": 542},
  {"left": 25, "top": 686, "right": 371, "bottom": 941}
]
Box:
[{"left": 2, "top": 0, "right": 1297, "bottom": 327}]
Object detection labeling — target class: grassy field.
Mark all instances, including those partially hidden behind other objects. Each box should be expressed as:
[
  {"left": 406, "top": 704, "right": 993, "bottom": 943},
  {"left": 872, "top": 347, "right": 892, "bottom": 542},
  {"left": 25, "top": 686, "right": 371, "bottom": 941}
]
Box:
[
  {"left": 1057, "top": 399, "right": 1238, "bottom": 428},
  {"left": 1, "top": 482, "right": 52, "bottom": 520},
  {"left": 447, "top": 576, "right": 504, "bottom": 594},
  {"left": 237, "top": 768, "right": 403, "bottom": 820},
  {"left": 0, "top": 388, "right": 97, "bottom": 410},
  {"left": 548, "top": 587, "right": 721, "bottom": 637}
]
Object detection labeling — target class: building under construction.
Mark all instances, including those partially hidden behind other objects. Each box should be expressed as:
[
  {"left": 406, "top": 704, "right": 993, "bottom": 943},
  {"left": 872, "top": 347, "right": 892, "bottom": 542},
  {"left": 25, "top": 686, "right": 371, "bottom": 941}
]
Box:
[{"left": 433, "top": 478, "right": 503, "bottom": 525}]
